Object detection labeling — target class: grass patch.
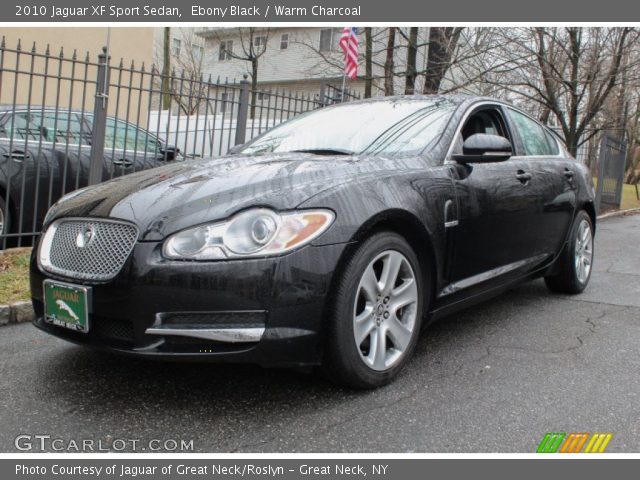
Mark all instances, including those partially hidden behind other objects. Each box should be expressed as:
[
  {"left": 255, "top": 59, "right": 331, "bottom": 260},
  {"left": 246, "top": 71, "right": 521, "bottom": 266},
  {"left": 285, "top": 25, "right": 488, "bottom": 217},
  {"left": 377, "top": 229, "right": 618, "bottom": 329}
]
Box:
[
  {"left": 621, "top": 183, "right": 640, "bottom": 211},
  {"left": 0, "top": 248, "right": 31, "bottom": 304}
]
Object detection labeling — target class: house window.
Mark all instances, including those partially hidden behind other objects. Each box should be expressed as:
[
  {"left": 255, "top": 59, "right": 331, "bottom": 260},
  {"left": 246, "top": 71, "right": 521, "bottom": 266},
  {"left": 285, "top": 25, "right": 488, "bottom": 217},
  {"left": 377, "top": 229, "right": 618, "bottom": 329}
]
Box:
[
  {"left": 254, "top": 35, "right": 268, "bottom": 48},
  {"left": 257, "top": 92, "right": 271, "bottom": 101},
  {"left": 219, "top": 40, "right": 233, "bottom": 61},
  {"left": 319, "top": 29, "right": 341, "bottom": 52},
  {"left": 191, "top": 44, "right": 204, "bottom": 62},
  {"left": 172, "top": 38, "right": 181, "bottom": 56},
  {"left": 280, "top": 33, "right": 289, "bottom": 50},
  {"left": 220, "top": 93, "right": 230, "bottom": 113}
]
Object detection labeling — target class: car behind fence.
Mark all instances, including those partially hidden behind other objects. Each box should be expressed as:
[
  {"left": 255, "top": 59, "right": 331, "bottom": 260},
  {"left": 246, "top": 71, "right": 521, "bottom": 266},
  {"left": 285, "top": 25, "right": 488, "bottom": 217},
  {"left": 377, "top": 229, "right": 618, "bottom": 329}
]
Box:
[{"left": 0, "top": 39, "right": 359, "bottom": 247}]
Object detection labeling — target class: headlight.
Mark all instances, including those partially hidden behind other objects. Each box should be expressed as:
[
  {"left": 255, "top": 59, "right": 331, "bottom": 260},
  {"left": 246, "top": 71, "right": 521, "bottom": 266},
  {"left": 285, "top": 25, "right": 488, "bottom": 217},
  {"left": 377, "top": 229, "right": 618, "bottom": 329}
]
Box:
[{"left": 163, "top": 208, "right": 335, "bottom": 260}]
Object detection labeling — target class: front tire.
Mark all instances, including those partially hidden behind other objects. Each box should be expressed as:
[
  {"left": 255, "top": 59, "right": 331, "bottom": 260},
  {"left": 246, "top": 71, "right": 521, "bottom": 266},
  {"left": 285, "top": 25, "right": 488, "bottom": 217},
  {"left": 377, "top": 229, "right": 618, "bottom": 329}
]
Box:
[
  {"left": 545, "top": 210, "right": 594, "bottom": 294},
  {"left": 323, "top": 232, "right": 426, "bottom": 389}
]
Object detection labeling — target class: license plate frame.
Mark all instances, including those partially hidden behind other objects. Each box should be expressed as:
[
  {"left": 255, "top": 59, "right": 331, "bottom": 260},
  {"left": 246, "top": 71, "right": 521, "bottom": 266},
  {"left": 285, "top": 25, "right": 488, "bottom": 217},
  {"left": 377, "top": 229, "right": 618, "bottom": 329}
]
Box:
[{"left": 43, "top": 280, "right": 91, "bottom": 333}]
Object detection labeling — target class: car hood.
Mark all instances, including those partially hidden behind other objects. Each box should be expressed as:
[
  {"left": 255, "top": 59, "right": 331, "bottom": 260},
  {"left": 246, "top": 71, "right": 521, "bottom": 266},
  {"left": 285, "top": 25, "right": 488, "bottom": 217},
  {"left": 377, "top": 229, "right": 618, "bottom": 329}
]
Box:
[{"left": 46, "top": 152, "right": 423, "bottom": 241}]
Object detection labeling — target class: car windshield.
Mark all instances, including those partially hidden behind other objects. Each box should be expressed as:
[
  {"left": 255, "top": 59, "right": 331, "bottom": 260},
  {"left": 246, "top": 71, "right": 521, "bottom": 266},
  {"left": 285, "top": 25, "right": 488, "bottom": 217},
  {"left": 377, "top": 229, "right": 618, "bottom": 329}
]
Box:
[{"left": 237, "top": 98, "right": 458, "bottom": 156}]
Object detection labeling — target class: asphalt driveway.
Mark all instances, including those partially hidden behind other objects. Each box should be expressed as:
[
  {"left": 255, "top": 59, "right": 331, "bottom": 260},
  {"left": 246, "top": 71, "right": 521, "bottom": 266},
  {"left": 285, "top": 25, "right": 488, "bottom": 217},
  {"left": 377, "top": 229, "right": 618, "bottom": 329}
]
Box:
[{"left": 1, "top": 213, "right": 639, "bottom": 453}]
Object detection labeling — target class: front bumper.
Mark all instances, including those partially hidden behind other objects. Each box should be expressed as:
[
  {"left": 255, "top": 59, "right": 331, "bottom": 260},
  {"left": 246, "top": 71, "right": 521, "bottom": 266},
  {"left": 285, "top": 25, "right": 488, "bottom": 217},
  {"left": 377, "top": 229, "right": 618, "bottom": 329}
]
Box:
[{"left": 31, "top": 239, "right": 348, "bottom": 367}]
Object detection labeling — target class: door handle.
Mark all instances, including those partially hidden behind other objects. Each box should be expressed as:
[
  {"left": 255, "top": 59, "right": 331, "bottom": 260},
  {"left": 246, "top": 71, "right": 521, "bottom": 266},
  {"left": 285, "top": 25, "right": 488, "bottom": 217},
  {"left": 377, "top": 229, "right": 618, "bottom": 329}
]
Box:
[
  {"left": 515, "top": 170, "right": 532, "bottom": 184},
  {"left": 564, "top": 168, "right": 575, "bottom": 179},
  {"left": 113, "top": 158, "right": 134, "bottom": 167},
  {"left": 3, "top": 150, "right": 29, "bottom": 161}
]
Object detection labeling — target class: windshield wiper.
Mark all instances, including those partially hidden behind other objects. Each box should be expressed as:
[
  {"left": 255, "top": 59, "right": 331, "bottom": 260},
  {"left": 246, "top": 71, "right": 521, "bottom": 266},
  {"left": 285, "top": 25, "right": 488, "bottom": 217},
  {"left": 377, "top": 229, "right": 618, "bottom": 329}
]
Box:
[{"left": 292, "top": 148, "right": 354, "bottom": 156}]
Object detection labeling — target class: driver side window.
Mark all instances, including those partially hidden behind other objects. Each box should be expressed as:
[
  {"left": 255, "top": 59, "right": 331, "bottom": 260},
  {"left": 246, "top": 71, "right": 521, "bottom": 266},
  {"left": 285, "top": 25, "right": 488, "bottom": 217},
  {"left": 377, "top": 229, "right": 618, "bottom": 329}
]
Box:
[{"left": 453, "top": 108, "right": 510, "bottom": 155}]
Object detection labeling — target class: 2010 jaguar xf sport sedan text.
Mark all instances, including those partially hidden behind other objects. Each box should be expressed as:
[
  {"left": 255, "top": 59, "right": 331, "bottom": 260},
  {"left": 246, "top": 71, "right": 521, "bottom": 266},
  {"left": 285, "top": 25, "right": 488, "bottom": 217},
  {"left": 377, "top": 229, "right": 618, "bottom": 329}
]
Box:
[{"left": 30, "top": 95, "right": 596, "bottom": 388}]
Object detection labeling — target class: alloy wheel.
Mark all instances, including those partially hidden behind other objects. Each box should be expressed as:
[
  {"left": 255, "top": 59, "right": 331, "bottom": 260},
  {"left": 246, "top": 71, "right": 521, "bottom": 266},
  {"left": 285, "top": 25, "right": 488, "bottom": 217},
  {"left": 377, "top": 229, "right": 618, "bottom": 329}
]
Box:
[
  {"left": 353, "top": 250, "right": 419, "bottom": 371},
  {"left": 574, "top": 219, "right": 593, "bottom": 284}
]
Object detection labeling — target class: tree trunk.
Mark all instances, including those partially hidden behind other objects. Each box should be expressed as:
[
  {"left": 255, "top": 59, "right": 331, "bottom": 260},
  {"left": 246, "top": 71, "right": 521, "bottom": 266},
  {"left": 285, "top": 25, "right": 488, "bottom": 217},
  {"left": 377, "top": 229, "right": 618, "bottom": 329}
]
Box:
[
  {"left": 162, "top": 27, "right": 171, "bottom": 110},
  {"left": 404, "top": 27, "right": 419, "bottom": 94},
  {"left": 423, "top": 27, "right": 461, "bottom": 94},
  {"left": 364, "top": 27, "right": 373, "bottom": 98},
  {"left": 384, "top": 27, "right": 396, "bottom": 96},
  {"left": 539, "top": 107, "right": 551, "bottom": 126},
  {"left": 250, "top": 58, "right": 258, "bottom": 119}
]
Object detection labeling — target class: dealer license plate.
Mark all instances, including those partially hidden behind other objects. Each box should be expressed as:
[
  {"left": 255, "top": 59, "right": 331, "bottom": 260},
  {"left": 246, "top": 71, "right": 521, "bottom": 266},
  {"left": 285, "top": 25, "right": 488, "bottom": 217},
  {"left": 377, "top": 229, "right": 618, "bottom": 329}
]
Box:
[{"left": 43, "top": 280, "right": 90, "bottom": 333}]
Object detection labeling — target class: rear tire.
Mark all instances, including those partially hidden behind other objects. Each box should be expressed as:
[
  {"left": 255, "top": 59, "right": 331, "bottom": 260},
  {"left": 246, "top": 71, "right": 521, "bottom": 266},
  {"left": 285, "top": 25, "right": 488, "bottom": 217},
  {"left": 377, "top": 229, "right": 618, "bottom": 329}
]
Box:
[
  {"left": 544, "top": 210, "right": 594, "bottom": 294},
  {"left": 323, "top": 232, "right": 426, "bottom": 389}
]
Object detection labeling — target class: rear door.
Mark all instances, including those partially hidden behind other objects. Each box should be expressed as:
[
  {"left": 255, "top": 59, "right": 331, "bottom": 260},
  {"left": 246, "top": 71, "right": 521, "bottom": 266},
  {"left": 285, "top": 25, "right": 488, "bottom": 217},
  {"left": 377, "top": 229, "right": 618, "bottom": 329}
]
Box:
[
  {"left": 505, "top": 107, "right": 576, "bottom": 257},
  {"left": 102, "top": 117, "right": 170, "bottom": 180}
]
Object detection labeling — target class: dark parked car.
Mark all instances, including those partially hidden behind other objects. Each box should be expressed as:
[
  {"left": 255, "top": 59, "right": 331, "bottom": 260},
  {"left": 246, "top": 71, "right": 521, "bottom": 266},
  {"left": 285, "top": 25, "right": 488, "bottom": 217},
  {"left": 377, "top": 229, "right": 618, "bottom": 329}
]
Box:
[
  {"left": 30, "top": 95, "right": 596, "bottom": 388},
  {"left": 0, "top": 106, "right": 180, "bottom": 243}
]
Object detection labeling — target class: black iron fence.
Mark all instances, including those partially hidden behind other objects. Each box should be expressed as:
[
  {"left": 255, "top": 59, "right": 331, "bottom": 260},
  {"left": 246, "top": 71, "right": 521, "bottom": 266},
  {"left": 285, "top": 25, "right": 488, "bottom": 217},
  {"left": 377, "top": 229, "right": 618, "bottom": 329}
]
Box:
[
  {"left": 0, "top": 39, "right": 359, "bottom": 247},
  {"left": 569, "top": 129, "right": 628, "bottom": 213},
  {"left": 594, "top": 134, "right": 628, "bottom": 212}
]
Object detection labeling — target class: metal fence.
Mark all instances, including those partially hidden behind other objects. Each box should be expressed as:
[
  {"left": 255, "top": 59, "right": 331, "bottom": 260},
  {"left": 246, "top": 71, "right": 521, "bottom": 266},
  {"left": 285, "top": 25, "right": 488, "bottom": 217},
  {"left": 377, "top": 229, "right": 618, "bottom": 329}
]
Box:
[
  {"left": 0, "top": 39, "right": 359, "bottom": 247},
  {"left": 594, "top": 134, "right": 628, "bottom": 212},
  {"left": 569, "top": 129, "right": 628, "bottom": 213}
]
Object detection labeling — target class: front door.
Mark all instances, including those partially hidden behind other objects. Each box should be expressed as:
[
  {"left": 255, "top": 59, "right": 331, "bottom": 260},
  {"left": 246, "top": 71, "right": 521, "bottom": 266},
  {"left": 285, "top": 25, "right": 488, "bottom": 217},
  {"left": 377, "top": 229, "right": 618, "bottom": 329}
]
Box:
[{"left": 444, "top": 105, "right": 543, "bottom": 296}]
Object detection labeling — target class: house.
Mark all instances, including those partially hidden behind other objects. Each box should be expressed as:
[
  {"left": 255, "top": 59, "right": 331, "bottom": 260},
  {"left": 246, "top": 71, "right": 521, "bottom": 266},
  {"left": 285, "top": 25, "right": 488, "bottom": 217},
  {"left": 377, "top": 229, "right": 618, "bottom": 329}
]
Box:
[
  {"left": 193, "top": 27, "right": 431, "bottom": 101},
  {"left": 1, "top": 27, "right": 156, "bottom": 122}
]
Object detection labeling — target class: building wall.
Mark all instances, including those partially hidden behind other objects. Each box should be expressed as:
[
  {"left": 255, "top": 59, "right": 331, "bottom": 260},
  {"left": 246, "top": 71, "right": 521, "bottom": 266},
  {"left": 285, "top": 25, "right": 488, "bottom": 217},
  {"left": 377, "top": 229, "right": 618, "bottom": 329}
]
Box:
[
  {"left": 0, "top": 28, "right": 155, "bottom": 122},
  {"left": 2, "top": 27, "right": 155, "bottom": 70},
  {"left": 196, "top": 27, "right": 429, "bottom": 96}
]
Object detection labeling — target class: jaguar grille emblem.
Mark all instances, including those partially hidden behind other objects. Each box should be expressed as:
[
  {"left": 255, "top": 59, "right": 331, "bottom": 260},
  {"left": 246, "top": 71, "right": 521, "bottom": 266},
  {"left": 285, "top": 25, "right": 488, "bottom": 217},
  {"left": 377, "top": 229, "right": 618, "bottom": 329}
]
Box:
[{"left": 76, "top": 225, "right": 96, "bottom": 248}]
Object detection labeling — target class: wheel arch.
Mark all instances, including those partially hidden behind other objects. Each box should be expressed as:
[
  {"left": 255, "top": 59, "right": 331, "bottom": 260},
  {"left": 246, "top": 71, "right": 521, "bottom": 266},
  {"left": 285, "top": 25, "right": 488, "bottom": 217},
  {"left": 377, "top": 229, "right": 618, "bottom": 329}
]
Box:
[
  {"left": 582, "top": 200, "right": 597, "bottom": 232},
  {"left": 333, "top": 209, "right": 438, "bottom": 316}
]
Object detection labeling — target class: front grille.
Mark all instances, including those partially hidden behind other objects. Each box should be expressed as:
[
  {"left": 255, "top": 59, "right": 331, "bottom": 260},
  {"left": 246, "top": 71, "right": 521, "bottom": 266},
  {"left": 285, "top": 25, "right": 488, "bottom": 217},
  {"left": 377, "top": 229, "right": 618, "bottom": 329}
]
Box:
[
  {"left": 90, "top": 316, "right": 135, "bottom": 342},
  {"left": 40, "top": 218, "right": 138, "bottom": 281},
  {"left": 158, "top": 311, "right": 267, "bottom": 327}
]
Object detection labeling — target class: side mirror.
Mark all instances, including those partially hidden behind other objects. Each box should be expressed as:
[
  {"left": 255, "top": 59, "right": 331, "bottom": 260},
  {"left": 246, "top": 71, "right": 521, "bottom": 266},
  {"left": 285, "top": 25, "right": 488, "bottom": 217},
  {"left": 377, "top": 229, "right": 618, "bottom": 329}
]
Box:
[
  {"left": 160, "top": 145, "right": 179, "bottom": 161},
  {"left": 227, "top": 144, "right": 243, "bottom": 155},
  {"left": 452, "top": 133, "right": 512, "bottom": 164}
]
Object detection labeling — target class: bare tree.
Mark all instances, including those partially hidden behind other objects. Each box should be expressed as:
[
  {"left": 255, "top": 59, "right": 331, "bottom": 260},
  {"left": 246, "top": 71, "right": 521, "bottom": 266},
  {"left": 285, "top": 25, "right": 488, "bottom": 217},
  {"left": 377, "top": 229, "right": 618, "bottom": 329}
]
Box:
[
  {"left": 364, "top": 27, "right": 373, "bottom": 98},
  {"left": 404, "top": 28, "right": 419, "bottom": 94},
  {"left": 451, "top": 28, "right": 640, "bottom": 156},
  {"left": 154, "top": 28, "right": 207, "bottom": 115},
  {"left": 623, "top": 90, "right": 640, "bottom": 183},
  {"left": 423, "top": 27, "right": 463, "bottom": 94},
  {"left": 384, "top": 28, "right": 397, "bottom": 96},
  {"left": 161, "top": 27, "right": 171, "bottom": 109},
  {"left": 213, "top": 28, "right": 270, "bottom": 117}
]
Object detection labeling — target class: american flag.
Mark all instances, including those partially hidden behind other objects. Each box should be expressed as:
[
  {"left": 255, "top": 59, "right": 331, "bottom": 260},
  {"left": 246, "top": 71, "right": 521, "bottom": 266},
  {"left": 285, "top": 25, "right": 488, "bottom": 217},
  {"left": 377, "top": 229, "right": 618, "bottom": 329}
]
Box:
[{"left": 339, "top": 27, "right": 359, "bottom": 79}]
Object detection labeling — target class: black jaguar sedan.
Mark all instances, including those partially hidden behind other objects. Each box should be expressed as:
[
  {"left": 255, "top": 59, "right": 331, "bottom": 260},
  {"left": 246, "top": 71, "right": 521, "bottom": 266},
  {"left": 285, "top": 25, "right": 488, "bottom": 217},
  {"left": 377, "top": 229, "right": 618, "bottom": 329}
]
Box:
[{"left": 30, "top": 95, "right": 595, "bottom": 388}]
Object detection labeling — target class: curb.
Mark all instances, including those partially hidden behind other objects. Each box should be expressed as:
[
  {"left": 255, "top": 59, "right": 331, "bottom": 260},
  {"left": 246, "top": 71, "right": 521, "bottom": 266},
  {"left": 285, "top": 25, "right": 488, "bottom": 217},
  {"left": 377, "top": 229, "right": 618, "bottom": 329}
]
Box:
[
  {"left": 0, "top": 301, "right": 34, "bottom": 327},
  {"left": 598, "top": 207, "right": 640, "bottom": 220}
]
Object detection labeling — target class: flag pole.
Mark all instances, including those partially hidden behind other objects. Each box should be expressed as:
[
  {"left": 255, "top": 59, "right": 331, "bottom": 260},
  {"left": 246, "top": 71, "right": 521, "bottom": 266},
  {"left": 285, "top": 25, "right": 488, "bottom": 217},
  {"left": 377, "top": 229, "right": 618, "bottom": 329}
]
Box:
[{"left": 340, "top": 27, "right": 351, "bottom": 102}]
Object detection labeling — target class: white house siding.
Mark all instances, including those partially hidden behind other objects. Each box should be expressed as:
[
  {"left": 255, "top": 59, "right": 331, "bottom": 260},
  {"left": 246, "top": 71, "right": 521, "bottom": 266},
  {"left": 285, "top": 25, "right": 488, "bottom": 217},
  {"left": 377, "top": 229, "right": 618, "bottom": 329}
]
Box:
[{"left": 195, "top": 27, "right": 430, "bottom": 97}]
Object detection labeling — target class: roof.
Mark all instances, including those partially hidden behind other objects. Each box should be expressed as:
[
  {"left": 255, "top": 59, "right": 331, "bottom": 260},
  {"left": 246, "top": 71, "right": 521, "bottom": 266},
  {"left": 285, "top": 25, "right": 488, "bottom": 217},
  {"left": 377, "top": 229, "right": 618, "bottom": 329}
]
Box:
[{"left": 339, "top": 93, "right": 500, "bottom": 107}]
